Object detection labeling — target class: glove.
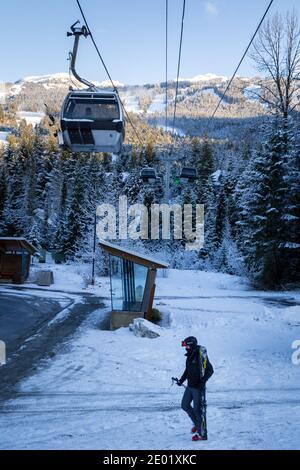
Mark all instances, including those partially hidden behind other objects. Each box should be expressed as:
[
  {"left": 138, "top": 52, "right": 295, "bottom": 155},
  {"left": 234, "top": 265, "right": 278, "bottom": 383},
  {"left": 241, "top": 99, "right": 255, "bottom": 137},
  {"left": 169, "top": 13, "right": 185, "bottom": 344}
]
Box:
[{"left": 172, "top": 377, "right": 182, "bottom": 386}]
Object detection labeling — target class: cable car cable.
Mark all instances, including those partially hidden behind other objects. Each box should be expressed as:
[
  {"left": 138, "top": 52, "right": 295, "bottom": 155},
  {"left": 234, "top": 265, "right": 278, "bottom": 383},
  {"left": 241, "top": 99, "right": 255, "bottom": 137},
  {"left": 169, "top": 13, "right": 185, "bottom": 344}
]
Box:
[
  {"left": 165, "top": 0, "right": 169, "bottom": 134},
  {"left": 207, "top": 0, "right": 274, "bottom": 129},
  {"left": 164, "top": 0, "right": 187, "bottom": 203},
  {"left": 75, "top": 0, "right": 144, "bottom": 147},
  {"left": 76, "top": 0, "right": 116, "bottom": 92},
  {"left": 172, "top": 0, "right": 186, "bottom": 135}
]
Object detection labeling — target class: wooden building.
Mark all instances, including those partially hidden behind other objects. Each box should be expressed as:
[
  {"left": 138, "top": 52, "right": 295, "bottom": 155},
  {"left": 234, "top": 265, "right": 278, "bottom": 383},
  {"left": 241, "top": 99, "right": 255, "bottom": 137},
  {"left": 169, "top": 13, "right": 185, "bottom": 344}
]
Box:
[
  {"left": 99, "top": 240, "right": 169, "bottom": 330},
  {"left": 0, "top": 238, "right": 38, "bottom": 284}
]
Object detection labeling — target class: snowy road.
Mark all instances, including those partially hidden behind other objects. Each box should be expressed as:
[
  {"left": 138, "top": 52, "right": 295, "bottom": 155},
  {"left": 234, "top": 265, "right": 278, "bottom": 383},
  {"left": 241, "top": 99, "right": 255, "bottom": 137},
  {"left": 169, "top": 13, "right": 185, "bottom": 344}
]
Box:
[
  {"left": 0, "top": 270, "right": 299, "bottom": 450},
  {"left": 1, "top": 387, "right": 299, "bottom": 450},
  {"left": 0, "top": 287, "right": 104, "bottom": 401},
  {"left": 0, "top": 291, "right": 72, "bottom": 351}
]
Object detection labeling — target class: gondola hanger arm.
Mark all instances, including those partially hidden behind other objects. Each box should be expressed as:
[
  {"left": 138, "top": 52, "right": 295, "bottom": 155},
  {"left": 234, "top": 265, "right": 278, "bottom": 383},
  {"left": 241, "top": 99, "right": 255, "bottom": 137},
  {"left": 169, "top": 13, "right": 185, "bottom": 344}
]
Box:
[{"left": 67, "top": 21, "right": 97, "bottom": 91}]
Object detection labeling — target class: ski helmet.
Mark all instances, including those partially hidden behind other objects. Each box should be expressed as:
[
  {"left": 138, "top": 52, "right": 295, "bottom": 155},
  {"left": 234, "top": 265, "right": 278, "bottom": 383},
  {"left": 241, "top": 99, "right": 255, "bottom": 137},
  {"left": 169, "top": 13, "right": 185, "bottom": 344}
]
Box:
[{"left": 182, "top": 336, "right": 198, "bottom": 349}]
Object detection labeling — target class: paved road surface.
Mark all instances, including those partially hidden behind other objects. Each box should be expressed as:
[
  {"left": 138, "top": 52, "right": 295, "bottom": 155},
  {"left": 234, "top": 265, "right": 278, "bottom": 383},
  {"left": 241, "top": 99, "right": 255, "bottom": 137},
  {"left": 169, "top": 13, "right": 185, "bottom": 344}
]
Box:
[
  {"left": 0, "top": 288, "right": 104, "bottom": 401},
  {"left": 0, "top": 292, "right": 72, "bottom": 356}
]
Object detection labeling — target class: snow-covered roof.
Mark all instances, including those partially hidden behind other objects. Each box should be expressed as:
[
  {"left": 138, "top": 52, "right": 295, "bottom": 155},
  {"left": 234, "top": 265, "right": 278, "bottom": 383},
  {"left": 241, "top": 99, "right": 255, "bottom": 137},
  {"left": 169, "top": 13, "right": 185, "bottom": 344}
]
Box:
[{"left": 99, "top": 240, "right": 169, "bottom": 269}]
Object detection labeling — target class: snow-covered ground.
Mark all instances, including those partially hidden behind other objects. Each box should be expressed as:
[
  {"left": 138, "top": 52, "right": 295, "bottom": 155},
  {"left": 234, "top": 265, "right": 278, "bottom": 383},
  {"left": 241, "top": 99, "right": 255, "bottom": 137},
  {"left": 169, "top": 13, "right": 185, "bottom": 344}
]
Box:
[
  {"left": 200, "top": 88, "right": 219, "bottom": 98},
  {"left": 0, "top": 131, "right": 10, "bottom": 147},
  {"left": 147, "top": 94, "right": 166, "bottom": 114},
  {"left": 243, "top": 85, "right": 262, "bottom": 102},
  {"left": 0, "top": 268, "right": 299, "bottom": 450},
  {"left": 157, "top": 125, "right": 185, "bottom": 137},
  {"left": 18, "top": 111, "right": 45, "bottom": 126},
  {"left": 123, "top": 94, "right": 143, "bottom": 114}
]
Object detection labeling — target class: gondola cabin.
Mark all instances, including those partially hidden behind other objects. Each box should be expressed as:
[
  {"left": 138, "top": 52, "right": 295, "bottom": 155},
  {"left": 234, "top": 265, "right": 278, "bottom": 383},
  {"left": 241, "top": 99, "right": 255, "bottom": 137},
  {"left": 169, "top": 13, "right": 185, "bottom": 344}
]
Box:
[
  {"left": 180, "top": 167, "right": 197, "bottom": 182},
  {"left": 59, "top": 91, "right": 125, "bottom": 154},
  {"left": 141, "top": 168, "right": 157, "bottom": 184}
]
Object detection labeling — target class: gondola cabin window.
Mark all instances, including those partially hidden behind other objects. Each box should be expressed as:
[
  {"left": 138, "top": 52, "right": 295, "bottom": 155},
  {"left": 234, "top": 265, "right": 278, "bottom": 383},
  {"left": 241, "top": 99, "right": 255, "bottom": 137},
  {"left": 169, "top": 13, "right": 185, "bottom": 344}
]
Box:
[{"left": 64, "top": 97, "right": 120, "bottom": 121}]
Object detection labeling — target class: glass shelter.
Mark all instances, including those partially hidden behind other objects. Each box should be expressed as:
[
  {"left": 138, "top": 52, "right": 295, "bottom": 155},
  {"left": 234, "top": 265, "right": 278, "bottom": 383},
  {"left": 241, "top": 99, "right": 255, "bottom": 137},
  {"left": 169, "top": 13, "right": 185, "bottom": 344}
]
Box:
[{"left": 99, "top": 241, "right": 169, "bottom": 330}]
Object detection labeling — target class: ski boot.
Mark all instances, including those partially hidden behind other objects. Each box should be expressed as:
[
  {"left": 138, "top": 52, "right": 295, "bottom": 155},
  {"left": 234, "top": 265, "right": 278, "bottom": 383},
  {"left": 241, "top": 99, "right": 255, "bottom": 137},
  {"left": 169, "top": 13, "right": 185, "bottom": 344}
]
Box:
[{"left": 192, "top": 434, "right": 208, "bottom": 442}]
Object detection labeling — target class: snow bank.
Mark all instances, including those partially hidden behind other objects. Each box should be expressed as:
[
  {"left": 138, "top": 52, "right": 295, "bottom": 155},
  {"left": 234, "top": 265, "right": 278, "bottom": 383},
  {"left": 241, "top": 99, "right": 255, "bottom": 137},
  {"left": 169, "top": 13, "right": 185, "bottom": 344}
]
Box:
[{"left": 129, "top": 318, "right": 162, "bottom": 338}]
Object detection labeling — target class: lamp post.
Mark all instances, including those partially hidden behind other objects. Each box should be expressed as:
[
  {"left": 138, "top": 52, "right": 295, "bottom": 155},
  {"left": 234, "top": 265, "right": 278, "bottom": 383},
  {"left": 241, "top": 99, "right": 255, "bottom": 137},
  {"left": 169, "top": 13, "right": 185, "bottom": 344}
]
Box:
[
  {"left": 91, "top": 207, "right": 97, "bottom": 286},
  {"left": 91, "top": 177, "right": 98, "bottom": 287}
]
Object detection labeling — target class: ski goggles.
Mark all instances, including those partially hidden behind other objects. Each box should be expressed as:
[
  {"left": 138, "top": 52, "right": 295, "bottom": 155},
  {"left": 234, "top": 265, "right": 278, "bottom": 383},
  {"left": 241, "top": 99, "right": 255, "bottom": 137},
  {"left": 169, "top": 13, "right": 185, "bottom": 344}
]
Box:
[{"left": 181, "top": 341, "right": 190, "bottom": 347}]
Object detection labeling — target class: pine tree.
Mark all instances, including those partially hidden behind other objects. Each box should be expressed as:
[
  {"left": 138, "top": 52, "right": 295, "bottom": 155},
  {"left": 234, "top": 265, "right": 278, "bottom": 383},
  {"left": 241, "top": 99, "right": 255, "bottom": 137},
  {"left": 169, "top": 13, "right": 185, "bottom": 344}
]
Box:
[
  {"left": 143, "top": 140, "right": 157, "bottom": 166},
  {"left": 235, "top": 118, "right": 289, "bottom": 288},
  {"left": 214, "top": 188, "right": 227, "bottom": 248},
  {"left": 0, "top": 164, "right": 7, "bottom": 228},
  {"left": 124, "top": 170, "right": 143, "bottom": 204},
  {"left": 190, "top": 137, "right": 201, "bottom": 167},
  {"left": 213, "top": 222, "right": 245, "bottom": 276},
  {"left": 1, "top": 144, "right": 26, "bottom": 236},
  {"left": 195, "top": 136, "right": 214, "bottom": 203},
  {"left": 60, "top": 158, "right": 91, "bottom": 260},
  {"left": 202, "top": 177, "right": 218, "bottom": 256},
  {"left": 280, "top": 117, "right": 300, "bottom": 283}
]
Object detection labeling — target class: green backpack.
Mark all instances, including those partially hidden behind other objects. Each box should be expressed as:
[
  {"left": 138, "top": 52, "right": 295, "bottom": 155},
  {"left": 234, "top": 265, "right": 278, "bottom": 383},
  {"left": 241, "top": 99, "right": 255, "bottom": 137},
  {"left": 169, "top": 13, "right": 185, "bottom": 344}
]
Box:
[{"left": 199, "top": 345, "right": 208, "bottom": 379}]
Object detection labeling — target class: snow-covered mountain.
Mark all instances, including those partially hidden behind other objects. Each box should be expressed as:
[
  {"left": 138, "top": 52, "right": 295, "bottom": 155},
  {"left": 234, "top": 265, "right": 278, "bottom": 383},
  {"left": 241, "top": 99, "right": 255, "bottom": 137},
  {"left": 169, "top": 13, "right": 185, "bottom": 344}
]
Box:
[
  {"left": 2, "top": 72, "right": 266, "bottom": 130},
  {"left": 5, "top": 71, "right": 258, "bottom": 95},
  {"left": 10, "top": 73, "right": 125, "bottom": 93},
  {"left": 178, "top": 73, "right": 228, "bottom": 83}
]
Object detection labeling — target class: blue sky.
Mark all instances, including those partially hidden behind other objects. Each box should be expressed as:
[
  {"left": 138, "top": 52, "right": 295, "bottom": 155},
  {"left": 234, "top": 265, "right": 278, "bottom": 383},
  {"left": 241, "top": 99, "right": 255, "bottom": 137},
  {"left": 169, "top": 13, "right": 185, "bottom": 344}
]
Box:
[{"left": 1, "top": 0, "right": 299, "bottom": 84}]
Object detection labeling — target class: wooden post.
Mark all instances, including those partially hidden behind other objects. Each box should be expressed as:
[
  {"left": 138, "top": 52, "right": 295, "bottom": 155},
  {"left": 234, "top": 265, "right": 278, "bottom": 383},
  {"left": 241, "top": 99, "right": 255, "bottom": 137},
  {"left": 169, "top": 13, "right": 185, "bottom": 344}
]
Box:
[{"left": 145, "top": 268, "right": 157, "bottom": 320}]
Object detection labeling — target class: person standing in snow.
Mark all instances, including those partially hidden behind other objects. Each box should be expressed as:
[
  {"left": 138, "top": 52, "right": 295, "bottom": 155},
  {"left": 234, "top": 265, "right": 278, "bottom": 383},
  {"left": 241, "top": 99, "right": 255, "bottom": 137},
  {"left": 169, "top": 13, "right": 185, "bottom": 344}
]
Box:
[{"left": 175, "top": 336, "right": 214, "bottom": 441}]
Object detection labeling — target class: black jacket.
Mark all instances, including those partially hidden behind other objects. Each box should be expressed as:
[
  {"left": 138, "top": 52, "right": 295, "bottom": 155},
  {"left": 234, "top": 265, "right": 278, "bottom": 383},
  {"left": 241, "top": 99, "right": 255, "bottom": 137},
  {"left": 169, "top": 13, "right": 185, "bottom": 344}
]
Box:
[{"left": 179, "top": 345, "right": 214, "bottom": 389}]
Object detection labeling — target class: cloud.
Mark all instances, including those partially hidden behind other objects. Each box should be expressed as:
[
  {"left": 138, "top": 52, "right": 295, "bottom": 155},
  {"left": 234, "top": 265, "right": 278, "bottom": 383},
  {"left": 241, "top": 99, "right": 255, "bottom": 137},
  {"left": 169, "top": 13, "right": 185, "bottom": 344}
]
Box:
[{"left": 203, "top": 1, "right": 219, "bottom": 16}]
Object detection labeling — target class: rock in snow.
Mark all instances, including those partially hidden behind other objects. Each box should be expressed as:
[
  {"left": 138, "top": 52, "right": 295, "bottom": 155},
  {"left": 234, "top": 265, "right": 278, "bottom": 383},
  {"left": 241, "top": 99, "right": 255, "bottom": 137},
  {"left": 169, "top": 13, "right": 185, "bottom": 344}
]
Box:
[{"left": 129, "top": 318, "right": 161, "bottom": 338}]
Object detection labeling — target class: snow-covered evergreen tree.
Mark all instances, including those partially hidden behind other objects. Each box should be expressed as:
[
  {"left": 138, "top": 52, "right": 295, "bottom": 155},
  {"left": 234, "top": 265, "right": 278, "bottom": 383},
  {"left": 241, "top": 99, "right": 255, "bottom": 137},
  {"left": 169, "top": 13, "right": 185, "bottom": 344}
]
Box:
[
  {"left": 195, "top": 136, "right": 215, "bottom": 203},
  {"left": 280, "top": 117, "right": 300, "bottom": 283},
  {"left": 235, "top": 118, "right": 291, "bottom": 287}
]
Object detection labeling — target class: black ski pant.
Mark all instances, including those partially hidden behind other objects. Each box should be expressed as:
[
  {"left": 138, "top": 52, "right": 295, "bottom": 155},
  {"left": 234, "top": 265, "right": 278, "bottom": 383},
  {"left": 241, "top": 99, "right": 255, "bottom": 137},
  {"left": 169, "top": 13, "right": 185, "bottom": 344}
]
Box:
[{"left": 181, "top": 386, "right": 207, "bottom": 438}]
